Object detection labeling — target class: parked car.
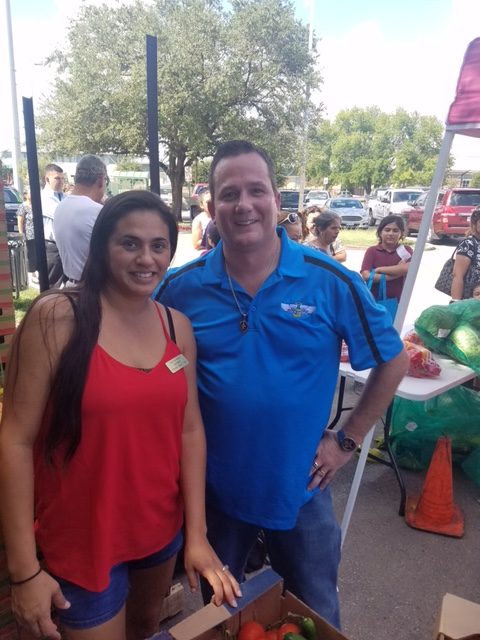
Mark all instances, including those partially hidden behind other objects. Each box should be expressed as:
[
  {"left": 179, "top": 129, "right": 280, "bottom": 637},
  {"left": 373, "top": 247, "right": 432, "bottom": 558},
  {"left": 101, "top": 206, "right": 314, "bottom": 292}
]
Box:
[
  {"left": 279, "top": 190, "right": 302, "bottom": 212},
  {"left": 189, "top": 182, "right": 209, "bottom": 219},
  {"left": 304, "top": 189, "right": 329, "bottom": 208},
  {"left": 369, "top": 187, "right": 425, "bottom": 225},
  {"left": 324, "top": 197, "right": 369, "bottom": 228},
  {"left": 406, "top": 187, "right": 480, "bottom": 241},
  {"left": 3, "top": 186, "right": 22, "bottom": 233},
  {"left": 400, "top": 190, "right": 444, "bottom": 236}
]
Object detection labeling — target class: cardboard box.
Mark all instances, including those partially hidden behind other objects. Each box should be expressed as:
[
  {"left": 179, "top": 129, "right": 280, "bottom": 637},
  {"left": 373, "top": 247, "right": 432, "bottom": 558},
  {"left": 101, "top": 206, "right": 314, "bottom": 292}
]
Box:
[
  {"left": 169, "top": 569, "right": 348, "bottom": 640},
  {"left": 435, "top": 593, "right": 480, "bottom": 640},
  {"left": 160, "top": 583, "right": 185, "bottom": 622}
]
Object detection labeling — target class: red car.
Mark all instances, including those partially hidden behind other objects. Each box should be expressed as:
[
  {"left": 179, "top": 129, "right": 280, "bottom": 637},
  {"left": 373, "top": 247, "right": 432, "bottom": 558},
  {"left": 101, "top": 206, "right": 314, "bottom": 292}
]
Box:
[{"left": 406, "top": 188, "right": 480, "bottom": 240}]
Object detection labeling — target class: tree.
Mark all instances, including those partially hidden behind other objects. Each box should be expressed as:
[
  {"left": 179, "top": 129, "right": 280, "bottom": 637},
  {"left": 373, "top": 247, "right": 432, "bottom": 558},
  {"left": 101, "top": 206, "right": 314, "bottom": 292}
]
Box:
[
  {"left": 468, "top": 172, "right": 480, "bottom": 187},
  {"left": 329, "top": 107, "right": 393, "bottom": 194},
  {"left": 306, "top": 107, "right": 449, "bottom": 194},
  {"left": 390, "top": 110, "right": 446, "bottom": 186},
  {"left": 116, "top": 157, "right": 143, "bottom": 172},
  {"left": 37, "top": 0, "right": 319, "bottom": 218}
]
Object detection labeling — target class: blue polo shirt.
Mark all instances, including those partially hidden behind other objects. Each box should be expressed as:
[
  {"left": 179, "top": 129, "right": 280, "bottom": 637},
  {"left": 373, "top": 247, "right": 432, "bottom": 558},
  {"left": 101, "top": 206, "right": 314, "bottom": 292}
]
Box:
[{"left": 155, "top": 228, "right": 403, "bottom": 529}]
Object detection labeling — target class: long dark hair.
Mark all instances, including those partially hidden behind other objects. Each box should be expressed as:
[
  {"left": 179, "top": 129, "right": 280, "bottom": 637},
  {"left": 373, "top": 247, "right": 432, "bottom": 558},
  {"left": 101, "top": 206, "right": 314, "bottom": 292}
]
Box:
[{"left": 12, "top": 191, "right": 177, "bottom": 464}]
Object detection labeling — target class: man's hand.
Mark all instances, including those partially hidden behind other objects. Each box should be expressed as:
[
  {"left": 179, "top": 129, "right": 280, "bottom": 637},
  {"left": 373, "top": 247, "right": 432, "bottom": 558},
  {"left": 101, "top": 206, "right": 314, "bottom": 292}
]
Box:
[{"left": 307, "top": 430, "right": 355, "bottom": 490}]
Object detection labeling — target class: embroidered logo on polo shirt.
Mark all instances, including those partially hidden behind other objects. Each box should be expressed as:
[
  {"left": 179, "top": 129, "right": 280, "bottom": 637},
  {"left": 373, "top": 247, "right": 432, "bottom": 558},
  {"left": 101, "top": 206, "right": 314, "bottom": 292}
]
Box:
[{"left": 281, "top": 303, "right": 316, "bottom": 318}]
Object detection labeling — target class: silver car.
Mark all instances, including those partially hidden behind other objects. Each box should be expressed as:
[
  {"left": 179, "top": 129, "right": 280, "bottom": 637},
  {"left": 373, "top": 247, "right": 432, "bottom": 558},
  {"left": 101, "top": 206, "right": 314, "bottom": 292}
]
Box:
[
  {"left": 324, "top": 197, "right": 369, "bottom": 228},
  {"left": 304, "top": 189, "right": 329, "bottom": 208}
]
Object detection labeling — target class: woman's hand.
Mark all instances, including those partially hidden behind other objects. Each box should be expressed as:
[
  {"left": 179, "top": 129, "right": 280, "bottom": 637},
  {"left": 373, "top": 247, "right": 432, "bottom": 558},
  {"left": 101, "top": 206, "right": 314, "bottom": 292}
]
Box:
[
  {"left": 183, "top": 538, "right": 242, "bottom": 608},
  {"left": 11, "top": 571, "right": 70, "bottom": 639}
]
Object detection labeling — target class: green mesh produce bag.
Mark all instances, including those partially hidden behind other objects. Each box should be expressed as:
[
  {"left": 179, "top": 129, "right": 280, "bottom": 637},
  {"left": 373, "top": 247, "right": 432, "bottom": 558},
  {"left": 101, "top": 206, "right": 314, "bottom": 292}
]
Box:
[
  {"left": 415, "top": 299, "right": 480, "bottom": 374},
  {"left": 390, "top": 385, "right": 480, "bottom": 484}
]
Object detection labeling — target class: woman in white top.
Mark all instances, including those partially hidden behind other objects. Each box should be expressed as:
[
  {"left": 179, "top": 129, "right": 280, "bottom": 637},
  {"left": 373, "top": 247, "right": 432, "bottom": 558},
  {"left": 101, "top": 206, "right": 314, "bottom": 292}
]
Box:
[{"left": 191, "top": 190, "right": 212, "bottom": 250}]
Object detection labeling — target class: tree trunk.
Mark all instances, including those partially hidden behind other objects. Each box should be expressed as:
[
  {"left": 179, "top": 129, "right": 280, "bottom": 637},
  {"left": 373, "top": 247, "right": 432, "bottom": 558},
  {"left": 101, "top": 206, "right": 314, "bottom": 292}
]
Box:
[{"left": 169, "top": 147, "right": 187, "bottom": 222}]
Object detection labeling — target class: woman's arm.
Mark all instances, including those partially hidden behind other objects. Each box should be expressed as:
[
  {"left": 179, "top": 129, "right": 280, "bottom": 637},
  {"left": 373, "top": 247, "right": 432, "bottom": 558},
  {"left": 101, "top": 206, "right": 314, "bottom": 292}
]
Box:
[
  {"left": 451, "top": 254, "right": 471, "bottom": 300},
  {"left": 0, "top": 295, "right": 74, "bottom": 639},
  {"left": 332, "top": 241, "right": 347, "bottom": 263},
  {"left": 191, "top": 217, "right": 204, "bottom": 250},
  {"left": 171, "top": 309, "right": 241, "bottom": 607},
  {"left": 360, "top": 246, "right": 375, "bottom": 282},
  {"left": 374, "top": 261, "right": 410, "bottom": 277}
]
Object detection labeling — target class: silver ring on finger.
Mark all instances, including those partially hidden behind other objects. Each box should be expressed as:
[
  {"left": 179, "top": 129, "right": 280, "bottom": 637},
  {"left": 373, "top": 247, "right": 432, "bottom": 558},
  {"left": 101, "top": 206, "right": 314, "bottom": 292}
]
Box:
[
  {"left": 312, "top": 460, "right": 319, "bottom": 469},
  {"left": 221, "top": 564, "right": 229, "bottom": 572}
]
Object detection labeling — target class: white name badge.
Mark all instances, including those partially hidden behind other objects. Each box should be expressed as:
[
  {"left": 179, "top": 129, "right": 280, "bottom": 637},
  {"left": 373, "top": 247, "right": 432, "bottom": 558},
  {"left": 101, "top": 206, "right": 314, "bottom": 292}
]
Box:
[{"left": 165, "top": 354, "right": 189, "bottom": 373}]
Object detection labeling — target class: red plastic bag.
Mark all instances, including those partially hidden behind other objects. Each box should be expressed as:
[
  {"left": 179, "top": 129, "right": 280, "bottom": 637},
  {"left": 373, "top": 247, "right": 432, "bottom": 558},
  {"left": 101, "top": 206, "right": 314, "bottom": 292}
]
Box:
[
  {"left": 402, "top": 329, "right": 424, "bottom": 346},
  {"left": 403, "top": 340, "right": 441, "bottom": 378}
]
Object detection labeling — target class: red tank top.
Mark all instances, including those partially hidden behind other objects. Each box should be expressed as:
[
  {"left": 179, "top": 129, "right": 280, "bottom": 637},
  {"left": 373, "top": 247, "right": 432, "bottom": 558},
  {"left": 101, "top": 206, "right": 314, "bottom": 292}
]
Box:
[{"left": 34, "top": 305, "right": 186, "bottom": 591}]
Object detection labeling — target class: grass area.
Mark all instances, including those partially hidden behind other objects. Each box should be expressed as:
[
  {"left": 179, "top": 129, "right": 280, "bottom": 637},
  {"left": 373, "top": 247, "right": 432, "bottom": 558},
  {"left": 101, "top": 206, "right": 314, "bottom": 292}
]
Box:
[
  {"left": 339, "top": 227, "right": 415, "bottom": 248},
  {"left": 14, "top": 287, "right": 38, "bottom": 326}
]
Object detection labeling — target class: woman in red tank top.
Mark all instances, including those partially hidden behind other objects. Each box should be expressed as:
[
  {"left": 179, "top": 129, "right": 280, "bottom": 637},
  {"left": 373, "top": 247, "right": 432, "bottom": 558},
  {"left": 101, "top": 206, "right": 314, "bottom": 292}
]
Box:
[{"left": 0, "top": 191, "right": 240, "bottom": 640}]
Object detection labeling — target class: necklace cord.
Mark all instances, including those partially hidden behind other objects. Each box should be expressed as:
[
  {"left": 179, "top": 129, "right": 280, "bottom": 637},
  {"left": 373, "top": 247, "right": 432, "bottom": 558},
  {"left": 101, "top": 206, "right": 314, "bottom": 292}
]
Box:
[{"left": 224, "top": 242, "right": 280, "bottom": 333}]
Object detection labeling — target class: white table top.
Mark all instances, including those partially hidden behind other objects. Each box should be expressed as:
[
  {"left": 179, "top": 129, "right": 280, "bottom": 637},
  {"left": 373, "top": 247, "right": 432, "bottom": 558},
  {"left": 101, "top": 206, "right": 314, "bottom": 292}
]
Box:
[{"left": 339, "top": 356, "right": 476, "bottom": 401}]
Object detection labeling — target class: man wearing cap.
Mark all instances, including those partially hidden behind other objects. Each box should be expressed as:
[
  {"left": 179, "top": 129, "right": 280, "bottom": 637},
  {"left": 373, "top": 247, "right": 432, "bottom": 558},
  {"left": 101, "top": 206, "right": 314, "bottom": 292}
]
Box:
[
  {"left": 41, "top": 163, "right": 65, "bottom": 287},
  {"left": 54, "top": 155, "right": 108, "bottom": 285},
  {"left": 155, "top": 140, "right": 408, "bottom": 629}
]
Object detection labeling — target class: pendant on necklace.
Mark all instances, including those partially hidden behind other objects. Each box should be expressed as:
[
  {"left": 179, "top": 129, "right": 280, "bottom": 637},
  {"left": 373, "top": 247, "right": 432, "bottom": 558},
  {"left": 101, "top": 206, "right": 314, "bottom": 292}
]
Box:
[{"left": 240, "top": 315, "right": 248, "bottom": 332}]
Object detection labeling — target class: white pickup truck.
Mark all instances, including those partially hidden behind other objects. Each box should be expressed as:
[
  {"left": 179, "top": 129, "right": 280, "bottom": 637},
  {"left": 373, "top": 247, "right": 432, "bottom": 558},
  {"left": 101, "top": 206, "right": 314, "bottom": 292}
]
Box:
[{"left": 368, "top": 187, "right": 425, "bottom": 225}]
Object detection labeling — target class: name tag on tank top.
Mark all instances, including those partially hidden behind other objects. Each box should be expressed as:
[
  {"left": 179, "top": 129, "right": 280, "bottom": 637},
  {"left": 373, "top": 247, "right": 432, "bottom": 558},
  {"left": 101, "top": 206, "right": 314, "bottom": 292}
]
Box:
[{"left": 165, "top": 354, "right": 189, "bottom": 373}]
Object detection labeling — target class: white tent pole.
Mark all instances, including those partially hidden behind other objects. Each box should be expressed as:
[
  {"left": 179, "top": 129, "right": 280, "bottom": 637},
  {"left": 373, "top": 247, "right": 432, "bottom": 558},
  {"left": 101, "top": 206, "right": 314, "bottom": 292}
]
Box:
[
  {"left": 340, "top": 425, "right": 375, "bottom": 546},
  {"left": 394, "top": 129, "right": 456, "bottom": 332},
  {"left": 340, "top": 129, "right": 455, "bottom": 546}
]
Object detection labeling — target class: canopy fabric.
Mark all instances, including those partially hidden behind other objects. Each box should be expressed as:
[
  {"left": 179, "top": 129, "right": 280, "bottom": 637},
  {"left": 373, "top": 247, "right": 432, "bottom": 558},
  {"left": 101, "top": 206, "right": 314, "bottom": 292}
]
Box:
[{"left": 446, "top": 37, "right": 480, "bottom": 137}]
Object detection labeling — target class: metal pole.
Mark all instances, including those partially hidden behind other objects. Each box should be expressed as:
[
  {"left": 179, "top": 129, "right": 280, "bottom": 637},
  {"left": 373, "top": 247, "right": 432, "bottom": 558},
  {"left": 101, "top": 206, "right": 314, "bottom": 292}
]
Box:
[
  {"left": 394, "top": 130, "right": 455, "bottom": 332},
  {"left": 297, "top": 1, "right": 314, "bottom": 211},
  {"left": 22, "top": 97, "right": 48, "bottom": 292},
  {"left": 146, "top": 34, "right": 160, "bottom": 195},
  {"left": 4, "top": 0, "right": 23, "bottom": 192}
]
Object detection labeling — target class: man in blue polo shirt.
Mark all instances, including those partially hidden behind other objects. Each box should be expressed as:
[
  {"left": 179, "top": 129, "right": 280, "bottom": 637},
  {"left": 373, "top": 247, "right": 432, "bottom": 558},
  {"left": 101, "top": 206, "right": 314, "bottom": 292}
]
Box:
[{"left": 155, "top": 140, "right": 408, "bottom": 628}]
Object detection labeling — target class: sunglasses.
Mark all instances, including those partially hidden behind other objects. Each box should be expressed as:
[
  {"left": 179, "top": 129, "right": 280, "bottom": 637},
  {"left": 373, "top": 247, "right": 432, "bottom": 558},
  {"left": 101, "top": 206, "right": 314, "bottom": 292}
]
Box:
[{"left": 279, "top": 212, "right": 299, "bottom": 224}]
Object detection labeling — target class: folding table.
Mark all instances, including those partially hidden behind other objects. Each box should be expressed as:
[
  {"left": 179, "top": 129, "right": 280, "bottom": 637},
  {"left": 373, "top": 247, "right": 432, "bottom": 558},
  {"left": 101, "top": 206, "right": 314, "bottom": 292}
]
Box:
[{"left": 329, "top": 356, "right": 476, "bottom": 545}]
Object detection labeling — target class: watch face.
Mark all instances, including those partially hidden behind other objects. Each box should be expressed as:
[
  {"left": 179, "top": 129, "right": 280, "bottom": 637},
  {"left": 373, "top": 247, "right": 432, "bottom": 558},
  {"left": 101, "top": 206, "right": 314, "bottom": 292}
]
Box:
[
  {"left": 337, "top": 430, "right": 357, "bottom": 452},
  {"left": 340, "top": 437, "right": 357, "bottom": 452}
]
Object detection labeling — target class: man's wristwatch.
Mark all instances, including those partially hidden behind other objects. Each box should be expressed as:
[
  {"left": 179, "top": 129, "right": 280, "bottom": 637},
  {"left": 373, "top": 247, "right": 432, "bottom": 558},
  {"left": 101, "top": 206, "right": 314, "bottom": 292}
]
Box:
[{"left": 336, "top": 429, "right": 358, "bottom": 452}]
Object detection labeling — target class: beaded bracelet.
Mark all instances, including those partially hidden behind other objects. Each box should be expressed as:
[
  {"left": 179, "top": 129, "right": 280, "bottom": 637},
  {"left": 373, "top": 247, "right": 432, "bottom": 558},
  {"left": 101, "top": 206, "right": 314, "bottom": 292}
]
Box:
[{"left": 8, "top": 567, "right": 43, "bottom": 587}]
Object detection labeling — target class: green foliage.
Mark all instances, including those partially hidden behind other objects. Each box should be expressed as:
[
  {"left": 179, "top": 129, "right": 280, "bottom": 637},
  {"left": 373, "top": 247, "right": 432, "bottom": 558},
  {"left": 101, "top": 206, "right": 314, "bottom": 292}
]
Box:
[
  {"left": 14, "top": 287, "right": 38, "bottom": 326},
  {"left": 0, "top": 160, "right": 12, "bottom": 183},
  {"left": 37, "top": 0, "right": 318, "bottom": 217},
  {"left": 307, "top": 107, "right": 450, "bottom": 193},
  {"left": 115, "top": 157, "right": 143, "bottom": 172},
  {"left": 470, "top": 172, "right": 480, "bottom": 188},
  {"left": 191, "top": 160, "right": 211, "bottom": 184}
]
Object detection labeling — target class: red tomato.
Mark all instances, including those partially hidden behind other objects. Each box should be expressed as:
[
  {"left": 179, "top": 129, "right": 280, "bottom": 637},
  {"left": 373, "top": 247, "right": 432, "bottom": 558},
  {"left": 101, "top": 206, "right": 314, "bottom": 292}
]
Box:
[
  {"left": 238, "top": 621, "right": 266, "bottom": 640},
  {"left": 277, "top": 622, "right": 301, "bottom": 640}
]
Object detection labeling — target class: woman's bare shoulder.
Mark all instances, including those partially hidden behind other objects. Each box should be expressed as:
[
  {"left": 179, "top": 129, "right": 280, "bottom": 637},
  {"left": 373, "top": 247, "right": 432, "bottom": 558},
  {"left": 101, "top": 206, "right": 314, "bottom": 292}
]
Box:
[
  {"left": 155, "top": 303, "right": 194, "bottom": 345},
  {"left": 21, "top": 292, "right": 77, "bottom": 343}
]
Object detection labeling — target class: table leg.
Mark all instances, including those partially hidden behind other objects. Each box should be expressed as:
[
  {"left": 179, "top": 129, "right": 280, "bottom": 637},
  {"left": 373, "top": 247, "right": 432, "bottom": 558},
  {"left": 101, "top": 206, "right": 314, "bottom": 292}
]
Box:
[
  {"left": 328, "top": 375, "right": 355, "bottom": 430},
  {"left": 383, "top": 403, "right": 407, "bottom": 516}
]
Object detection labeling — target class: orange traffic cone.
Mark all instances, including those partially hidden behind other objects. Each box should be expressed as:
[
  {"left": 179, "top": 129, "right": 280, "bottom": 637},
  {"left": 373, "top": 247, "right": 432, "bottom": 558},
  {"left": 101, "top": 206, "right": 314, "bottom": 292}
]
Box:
[{"left": 405, "top": 436, "right": 464, "bottom": 537}]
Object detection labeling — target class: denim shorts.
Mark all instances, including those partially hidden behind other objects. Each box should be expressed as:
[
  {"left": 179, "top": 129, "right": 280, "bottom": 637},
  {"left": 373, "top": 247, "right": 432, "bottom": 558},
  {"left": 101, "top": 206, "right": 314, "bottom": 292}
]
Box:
[{"left": 54, "top": 530, "right": 183, "bottom": 630}]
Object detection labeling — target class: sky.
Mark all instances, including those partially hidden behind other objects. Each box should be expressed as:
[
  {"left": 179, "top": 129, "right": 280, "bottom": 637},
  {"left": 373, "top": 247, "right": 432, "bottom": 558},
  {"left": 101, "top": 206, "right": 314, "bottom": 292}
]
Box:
[{"left": 1, "top": 0, "right": 480, "bottom": 170}]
